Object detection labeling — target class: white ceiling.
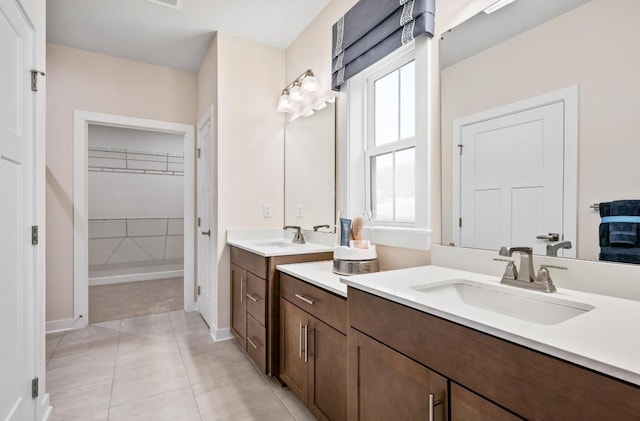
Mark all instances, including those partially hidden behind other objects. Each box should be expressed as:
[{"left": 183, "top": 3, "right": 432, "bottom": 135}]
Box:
[{"left": 46, "top": 0, "right": 331, "bottom": 72}]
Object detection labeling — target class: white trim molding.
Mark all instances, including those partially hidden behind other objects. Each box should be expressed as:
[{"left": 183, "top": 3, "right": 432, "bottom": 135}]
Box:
[
  {"left": 211, "top": 327, "right": 233, "bottom": 342},
  {"left": 451, "top": 86, "right": 578, "bottom": 257},
  {"left": 46, "top": 318, "right": 76, "bottom": 334},
  {"left": 73, "top": 111, "right": 196, "bottom": 329},
  {"left": 89, "top": 270, "right": 184, "bottom": 286}
]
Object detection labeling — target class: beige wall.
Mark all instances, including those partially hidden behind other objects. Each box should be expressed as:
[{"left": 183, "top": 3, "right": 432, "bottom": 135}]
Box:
[
  {"left": 196, "top": 33, "right": 286, "bottom": 332},
  {"left": 46, "top": 43, "right": 197, "bottom": 322},
  {"left": 440, "top": 0, "right": 640, "bottom": 261}
]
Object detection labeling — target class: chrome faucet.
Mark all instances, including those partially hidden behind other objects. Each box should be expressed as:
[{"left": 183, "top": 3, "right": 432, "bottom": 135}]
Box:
[
  {"left": 283, "top": 226, "right": 305, "bottom": 244},
  {"left": 495, "top": 246, "right": 562, "bottom": 293},
  {"left": 313, "top": 224, "right": 331, "bottom": 232},
  {"left": 546, "top": 241, "right": 572, "bottom": 257}
]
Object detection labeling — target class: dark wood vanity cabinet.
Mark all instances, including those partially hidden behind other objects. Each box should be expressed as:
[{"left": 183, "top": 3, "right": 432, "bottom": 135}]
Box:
[
  {"left": 229, "top": 246, "right": 331, "bottom": 376},
  {"left": 348, "top": 286, "right": 640, "bottom": 420},
  {"left": 280, "top": 273, "right": 347, "bottom": 421},
  {"left": 348, "top": 328, "right": 447, "bottom": 421}
]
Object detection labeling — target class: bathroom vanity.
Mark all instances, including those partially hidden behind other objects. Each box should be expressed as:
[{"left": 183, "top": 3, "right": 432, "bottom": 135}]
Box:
[
  {"left": 227, "top": 233, "right": 332, "bottom": 377},
  {"left": 343, "top": 265, "right": 640, "bottom": 420}
]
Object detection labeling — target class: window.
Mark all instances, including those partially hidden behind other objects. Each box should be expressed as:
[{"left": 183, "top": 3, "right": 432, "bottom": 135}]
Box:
[
  {"left": 366, "top": 59, "right": 416, "bottom": 224},
  {"left": 339, "top": 38, "right": 431, "bottom": 250}
]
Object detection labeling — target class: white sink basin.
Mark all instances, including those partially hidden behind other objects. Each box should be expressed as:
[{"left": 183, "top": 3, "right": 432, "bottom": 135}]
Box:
[
  {"left": 250, "top": 240, "right": 302, "bottom": 248},
  {"left": 412, "top": 279, "right": 594, "bottom": 325}
]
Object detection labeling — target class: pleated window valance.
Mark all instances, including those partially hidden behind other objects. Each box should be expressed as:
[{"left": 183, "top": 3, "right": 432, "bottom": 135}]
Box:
[{"left": 331, "top": 0, "right": 435, "bottom": 90}]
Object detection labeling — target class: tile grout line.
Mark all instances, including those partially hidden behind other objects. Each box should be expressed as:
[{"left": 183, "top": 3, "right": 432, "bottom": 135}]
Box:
[
  {"left": 105, "top": 319, "right": 123, "bottom": 421},
  {"left": 169, "top": 311, "right": 205, "bottom": 421}
]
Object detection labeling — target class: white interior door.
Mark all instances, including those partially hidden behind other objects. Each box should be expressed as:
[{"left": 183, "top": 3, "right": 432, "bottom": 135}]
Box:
[
  {"left": 196, "top": 108, "right": 215, "bottom": 327},
  {"left": 458, "top": 102, "right": 565, "bottom": 255},
  {"left": 0, "top": 0, "right": 36, "bottom": 419}
]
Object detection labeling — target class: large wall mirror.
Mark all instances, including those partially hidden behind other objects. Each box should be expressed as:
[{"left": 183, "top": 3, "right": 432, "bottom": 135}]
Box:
[
  {"left": 440, "top": 0, "right": 640, "bottom": 262},
  {"left": 284, "top": 103, "right": 336, "bottom": 231}
]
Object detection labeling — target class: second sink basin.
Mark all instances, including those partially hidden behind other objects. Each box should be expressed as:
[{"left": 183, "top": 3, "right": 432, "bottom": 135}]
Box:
[{"left": 412, "top": 279, "right": 594, "bottom": 325}]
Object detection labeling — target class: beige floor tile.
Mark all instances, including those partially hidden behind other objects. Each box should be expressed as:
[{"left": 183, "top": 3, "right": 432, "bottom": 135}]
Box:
[
  {"left": 47, "top": 352, "right": 116, "bottom": 392},
  {"left": 52, "top": 322, "right": 120, "bottom": 359},
  {"left": 48, "top": 377, "right": 113, "bottom": 414},
  {"left": 46, "top": 332, "right": 65, "bottom": 352},
  {"left": 195, "top": 383, "right": 284, "bottom": 421},
  {"left": 119, "top": 312, "right": 174, "bottom": 337},
  {"left": 115, "top": 340, "right": 182, "bottom": 372},
  {"left": 116, "top": 331, "right": 178, "bottom": 357},
  {"left": 108, "top": 386, "right": 201, "bottom": 421},
  {"left": 177, "top": 333, "right": 235, "bottom": 358},
  {"left": 282, "top": 393, "right": 317, "bottom": 421},
  {"left": 170, "top": 310, "right": 210, "bottom": 336},
  {"left": 48, "top": 403, "right": 109, "bottom": 421},
  {"left": 110, "top": 355, "right": 190, "bottom": 406},
  {"left": 215, "top": 403, "right": 296, "bottom": 421},
  {"left": 182, "top": 342, "right": 255, "bottom": 384}
]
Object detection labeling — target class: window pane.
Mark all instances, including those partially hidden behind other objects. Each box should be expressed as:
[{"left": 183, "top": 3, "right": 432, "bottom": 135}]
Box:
[
  {"left": 395, "top": 147, "right": 415, "bottom": 221},
  {"left": 400, "top": 61, "right": 415, "bottom": 140},
  {"left": 372, "top": 153, "right": 394, "bottom": 221},
  {"left": 375, "top": 70, "right": 399, "bottom": 146}
]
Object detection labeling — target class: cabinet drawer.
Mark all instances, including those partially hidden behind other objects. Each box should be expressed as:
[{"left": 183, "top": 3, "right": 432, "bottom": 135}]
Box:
[
  {"left": 246, "top": 272, "right": 266, "bottom": 326},
  {"left": 451, "top": 383, "right": 521, "bottom": 421},
  {"left": 246, "top": 314, "right": 266, "bottom": 373},
  {"left": 281, "top": 273, "right": 347, "bottom": 334},
  {"left": 231, "top": 246, "right": 267, "bottom": 278}
]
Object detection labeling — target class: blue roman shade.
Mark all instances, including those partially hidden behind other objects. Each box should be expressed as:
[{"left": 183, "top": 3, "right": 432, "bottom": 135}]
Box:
[{"left": 331, "top": 0, "right": 435, "bottom": 90}]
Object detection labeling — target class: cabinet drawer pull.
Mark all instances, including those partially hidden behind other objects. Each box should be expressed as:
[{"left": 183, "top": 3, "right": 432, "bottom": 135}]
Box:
[
  {"left": 299, "top": 322, "right": 304, "bottom": 358},
  {"left": 428, "top": 393, "right": 441, "bottom": 421},
  {"left": 303, "top": 324, "right": 309, "bottom": 363},
  {"left": 245, "top": 293, "right": 259, "bottom": 302},
  {"left": 247, "top": 337, "right": 260, "bottom": 349},
  {"left": 295, "top": 294, "right": 315, "bottom": 305}
]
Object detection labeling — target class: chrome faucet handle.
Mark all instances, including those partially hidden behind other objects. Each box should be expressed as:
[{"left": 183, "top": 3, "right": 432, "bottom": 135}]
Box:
[
  {"left": 494, "top": 258, "right": 518, "bottom": 281},
  {"left": 493, "top": 258, "right": 514, "bottom": 263},
  {"left": 313, "top": 224, "right": 331, "bottom": 232},
  {"left": 534, "top": 264, "right": 566, "bottom": 293}
]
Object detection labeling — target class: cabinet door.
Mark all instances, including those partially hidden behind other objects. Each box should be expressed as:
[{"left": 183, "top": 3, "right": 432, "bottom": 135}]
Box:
[
  {"left": 230, "top": 264, "right": 246, "bottom": 345},
  {"left": 309, "top": 316, "right": 347, "bottom": 421},
  {"left": 450, "top": 383, "right": 522, "bottom": 421},
  {"left": 348, "top": 328, "right": 447, "bottom": 421},
  {"left": 280, "top": 298, "right": 309, "bottom": 405}
]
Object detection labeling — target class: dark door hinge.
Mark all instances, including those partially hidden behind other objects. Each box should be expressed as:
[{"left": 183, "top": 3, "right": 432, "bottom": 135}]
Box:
[
  {"left": 197, "top": 286, "right": 201, "bottom": 296},
  {"left": 32, "top": 377, "right": 39, "bottom": 398},
  {"left": 32, "top": 226, "right": 38, "bottom": 245},
  {"left": 197, "top": 217, "right": 201, "bottom": 227},
  {"left": 197, "top": 148, "right": 201, "bottom": 158},
  {"left": 459, "top": 217, "right": 462, "bottom": 228},
  {"left": 31, "top": 70, "right": 45, "bottom": 92},
  {"left": 457, "top": 144, "right": 464, "bottom": 155}
]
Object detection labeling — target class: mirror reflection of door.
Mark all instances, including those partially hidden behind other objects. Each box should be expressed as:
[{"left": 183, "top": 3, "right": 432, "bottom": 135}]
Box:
[{"left": 453, "top": 89, "right": 577, "bottom": 257}]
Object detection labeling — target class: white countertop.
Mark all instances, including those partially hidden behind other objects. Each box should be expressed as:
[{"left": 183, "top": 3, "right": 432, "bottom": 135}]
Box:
[
  {"left": 276, "top": 260, "right": 347, "bottom": 297},
  {"left": 341, "top": 265, "right": 640, "bottom": 386},
  {"left": 227, "top": 229, "right": 334, "bottom": 257}
]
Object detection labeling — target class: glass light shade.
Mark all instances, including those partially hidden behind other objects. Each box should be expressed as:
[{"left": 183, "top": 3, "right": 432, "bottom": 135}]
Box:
[
  {"left": 276, "top": 94, "right": 292, "bottom": 112},
  {"left": 290, "top": 84, "right": 303, "bottom": 102},
  {"left": 313, "top": 100, "right": 327, "bottom": 111},
  {"left": 301, "top": 75, "right": 320, "bottom": 94},
  {"left": 302, "top": 108, "right": 314, "bottom": 117}
]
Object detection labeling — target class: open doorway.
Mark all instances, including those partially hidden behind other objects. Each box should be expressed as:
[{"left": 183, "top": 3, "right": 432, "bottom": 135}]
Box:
[
  {"left": 87, "top": 125, "right": 185, "bottom": 323},
  {"left": 73, "top": 111, "right": 196, "bottom": 329}
]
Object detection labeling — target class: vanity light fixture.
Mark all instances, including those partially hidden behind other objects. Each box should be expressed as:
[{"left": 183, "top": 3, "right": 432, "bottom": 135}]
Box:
[
  {"left": 276, "top": 69, "right": 338, "bottom": 120},
  {"left": 483, "top": 0, "right": 516, "bottom": 14}
]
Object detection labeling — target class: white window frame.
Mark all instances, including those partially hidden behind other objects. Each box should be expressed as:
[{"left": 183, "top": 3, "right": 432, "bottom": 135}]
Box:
[
  {"left": 339, "top": 36, "right": 432, "bottom": 250},
  {"left": 365, "top": 55, "right": 417, "bottom": 227}
]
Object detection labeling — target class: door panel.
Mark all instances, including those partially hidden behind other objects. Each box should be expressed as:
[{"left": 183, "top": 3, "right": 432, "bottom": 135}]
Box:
[
  {"left": 308, "top": 316, "right": 347, "bottom": 421},
  {"left": 279, "top": 299, "right": 308, "bottom": 405},
  {"left": 197, "top": 108, "right": 214, "bottom": 326},
  {"left": 460, "top": 102, "right": 565, "bottom": 255},
  {"left": 0, "top": 0, "right": 35, "bottom": 419}
]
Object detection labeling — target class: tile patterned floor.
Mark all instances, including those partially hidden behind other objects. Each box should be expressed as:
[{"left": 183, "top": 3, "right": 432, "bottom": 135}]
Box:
[{"left": 46, "top": 311, "right": 316, "bottom": 421}]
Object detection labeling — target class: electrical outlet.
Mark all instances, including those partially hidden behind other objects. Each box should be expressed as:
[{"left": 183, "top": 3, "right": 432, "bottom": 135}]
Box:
[
  {"left": 296, "top": 204, "right": 304, "bottom": 218},
  {"left": 263, "top": 204, "right": 272, "bottom": 218}
]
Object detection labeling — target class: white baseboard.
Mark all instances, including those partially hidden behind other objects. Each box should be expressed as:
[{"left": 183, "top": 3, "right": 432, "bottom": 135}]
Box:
[
  {"left": 46, "top": 318, "right": 76, "bottom": 333},
  {"left": 211, "top": 327, "right": 233, "bottom": 342},
  {"left": 89, "top": 270, "right": 184, "bottom": 286}
]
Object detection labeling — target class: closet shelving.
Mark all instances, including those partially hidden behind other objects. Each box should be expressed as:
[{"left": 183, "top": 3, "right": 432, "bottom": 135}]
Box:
[{"left": 88, "top": 147, "right": 184, "bottom": 176}]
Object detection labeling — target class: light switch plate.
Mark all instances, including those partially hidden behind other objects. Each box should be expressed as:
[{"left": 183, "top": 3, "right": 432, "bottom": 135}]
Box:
[
  {"left": 296, "top": 204, "right": 304, "bottom": 218},
  {"left": 263, "top": 203, "right": 272, "bottom": 218}
]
